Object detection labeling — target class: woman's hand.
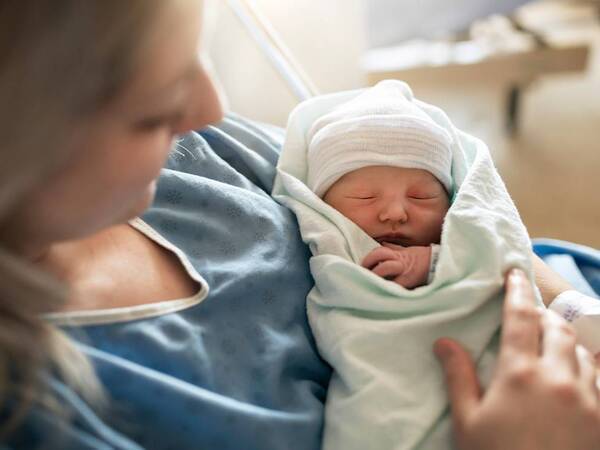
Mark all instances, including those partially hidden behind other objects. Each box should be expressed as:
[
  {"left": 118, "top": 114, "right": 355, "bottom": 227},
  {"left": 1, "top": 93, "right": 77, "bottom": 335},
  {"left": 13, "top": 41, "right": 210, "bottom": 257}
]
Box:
[{"left": 435, "top": 269, "right": 600, "bottom": 450}]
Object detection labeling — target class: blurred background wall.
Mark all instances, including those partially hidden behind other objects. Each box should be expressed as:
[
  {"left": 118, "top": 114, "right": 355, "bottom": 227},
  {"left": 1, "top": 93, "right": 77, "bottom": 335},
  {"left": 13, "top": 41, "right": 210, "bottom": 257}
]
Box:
[{"left": 205, "top": 0, "right": 600, "bottom": 248}]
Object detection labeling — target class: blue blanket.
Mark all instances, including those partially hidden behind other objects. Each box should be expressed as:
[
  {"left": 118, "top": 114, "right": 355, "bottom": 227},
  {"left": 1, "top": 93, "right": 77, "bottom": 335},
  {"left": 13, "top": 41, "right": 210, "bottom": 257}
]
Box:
[{"left": 533, "top": 239, "right": 600, "bottom": 299}]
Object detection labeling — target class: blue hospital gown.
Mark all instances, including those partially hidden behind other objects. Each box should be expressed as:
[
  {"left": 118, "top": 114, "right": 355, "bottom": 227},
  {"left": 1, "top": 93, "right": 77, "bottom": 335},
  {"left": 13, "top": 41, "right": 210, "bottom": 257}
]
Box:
[{"left": 3, "top": 114, "right": 331, "bottom": 449}]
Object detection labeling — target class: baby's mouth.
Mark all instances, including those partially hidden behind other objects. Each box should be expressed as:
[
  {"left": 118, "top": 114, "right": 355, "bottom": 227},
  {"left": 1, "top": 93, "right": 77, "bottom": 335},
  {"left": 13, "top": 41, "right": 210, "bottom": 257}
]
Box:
[{"left": 376, "top": 235, "right": 410, "bottom": 246}]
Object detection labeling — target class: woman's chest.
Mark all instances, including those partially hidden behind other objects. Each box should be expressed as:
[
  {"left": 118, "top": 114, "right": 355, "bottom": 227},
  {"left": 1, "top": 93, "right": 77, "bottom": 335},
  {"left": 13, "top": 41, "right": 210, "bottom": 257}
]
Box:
[{"left": 65, "top": 225, "right": 200, "bottom": 311}]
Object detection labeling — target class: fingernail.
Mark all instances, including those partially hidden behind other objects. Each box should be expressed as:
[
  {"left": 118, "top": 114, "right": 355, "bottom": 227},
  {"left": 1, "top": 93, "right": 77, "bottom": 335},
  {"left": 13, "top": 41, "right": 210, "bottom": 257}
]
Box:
[
  {"left": 507, "top": 267, "right": 525, "bottom": 283},
  {"left": 508, "top": 268, "right": 525, "bottom": 281},
  {"left": 434, "top": 339, "right": 452, "bottom": 360}
]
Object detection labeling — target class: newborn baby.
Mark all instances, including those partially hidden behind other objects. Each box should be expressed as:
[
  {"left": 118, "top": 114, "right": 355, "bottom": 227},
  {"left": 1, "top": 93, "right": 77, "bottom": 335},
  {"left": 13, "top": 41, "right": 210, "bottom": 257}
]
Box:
[
  {"left": 274, "top": 79, "right": 535, "bottom": 450},
  {"left": 306, "top": 83, "right": 453, "bottom": 288}
]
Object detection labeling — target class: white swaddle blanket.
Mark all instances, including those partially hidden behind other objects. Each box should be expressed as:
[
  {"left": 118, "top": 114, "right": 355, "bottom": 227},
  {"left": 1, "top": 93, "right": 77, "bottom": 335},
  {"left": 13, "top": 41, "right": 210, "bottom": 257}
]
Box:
[{"left": 272, "top": 81, "right": 537, "bottom": 450}]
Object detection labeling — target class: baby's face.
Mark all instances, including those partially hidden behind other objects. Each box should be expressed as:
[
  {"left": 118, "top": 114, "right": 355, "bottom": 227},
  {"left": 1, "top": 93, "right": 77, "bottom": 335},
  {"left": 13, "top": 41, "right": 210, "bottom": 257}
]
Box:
[{"left": 323, "top": 166, "right": 450, "bottom": 246}]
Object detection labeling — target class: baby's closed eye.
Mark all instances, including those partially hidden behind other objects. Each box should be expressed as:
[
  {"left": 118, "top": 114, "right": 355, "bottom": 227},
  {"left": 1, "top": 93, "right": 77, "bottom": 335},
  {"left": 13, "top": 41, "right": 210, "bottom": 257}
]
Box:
[
  {"left": 408, "top": 192, "right": 439, "bottom": 200},
  {"left": 345, "top": 191, "right": 378, "bottom": 200},
  {"left": 348, "top": 195, "right": 375, "bottom": 200}
]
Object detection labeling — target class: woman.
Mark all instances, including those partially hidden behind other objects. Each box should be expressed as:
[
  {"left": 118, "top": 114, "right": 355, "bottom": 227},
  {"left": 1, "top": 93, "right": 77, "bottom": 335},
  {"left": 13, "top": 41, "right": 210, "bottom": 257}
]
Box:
[{"left": 0, "top": 1, "right": 598, "bottom": 448}]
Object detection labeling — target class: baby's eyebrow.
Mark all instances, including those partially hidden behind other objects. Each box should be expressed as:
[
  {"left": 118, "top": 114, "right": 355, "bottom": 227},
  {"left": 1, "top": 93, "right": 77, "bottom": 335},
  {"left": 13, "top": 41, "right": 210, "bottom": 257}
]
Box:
[
  {"left": 407, "top": 180, "right": 428, "bottom": 187},
  {"left": 407, "top": 181, "right": 442, "bottom": 194},
  {"left": 414, "top": 176, "right": 440, "bottom": 187}
]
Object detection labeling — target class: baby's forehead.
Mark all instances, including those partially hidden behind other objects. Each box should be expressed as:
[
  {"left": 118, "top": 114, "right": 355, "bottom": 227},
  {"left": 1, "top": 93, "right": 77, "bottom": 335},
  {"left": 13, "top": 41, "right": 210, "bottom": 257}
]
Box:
[{"left": 343, "top": 166, "right": 438, "bottom": 185}]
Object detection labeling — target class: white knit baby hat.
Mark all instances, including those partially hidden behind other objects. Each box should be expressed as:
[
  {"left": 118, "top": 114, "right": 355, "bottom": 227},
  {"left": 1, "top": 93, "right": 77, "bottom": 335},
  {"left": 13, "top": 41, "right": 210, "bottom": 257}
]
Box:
[{"left": 306, "top": 80, "right": 453, "bottom": 198}]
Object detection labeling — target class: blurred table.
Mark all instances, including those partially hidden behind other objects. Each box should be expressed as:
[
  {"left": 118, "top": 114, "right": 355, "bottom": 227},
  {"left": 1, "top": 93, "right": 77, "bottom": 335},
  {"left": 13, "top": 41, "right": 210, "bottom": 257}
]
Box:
[{"left": 363, "top": 0, "right": 595, "bottom": 135}]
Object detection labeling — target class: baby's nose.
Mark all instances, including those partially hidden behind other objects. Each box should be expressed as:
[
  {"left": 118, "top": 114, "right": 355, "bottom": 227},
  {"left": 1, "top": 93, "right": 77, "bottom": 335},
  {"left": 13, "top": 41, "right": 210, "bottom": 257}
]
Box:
[{"left": 378, "top": 201, "right": 408, "bottom": 224}]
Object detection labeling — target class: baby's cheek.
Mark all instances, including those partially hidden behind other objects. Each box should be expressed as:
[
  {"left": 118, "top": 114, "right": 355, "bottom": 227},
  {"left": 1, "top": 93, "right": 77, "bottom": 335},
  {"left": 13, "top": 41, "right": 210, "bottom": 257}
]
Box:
[
  {"left": 427, "top": 211, "right": 446, "bottom": 240},
  {"left": 413, "top": 209, "right": 444, "bottom": 242},
  {"left": 347, "top": 208, "right": 377, "bottom": 234}
]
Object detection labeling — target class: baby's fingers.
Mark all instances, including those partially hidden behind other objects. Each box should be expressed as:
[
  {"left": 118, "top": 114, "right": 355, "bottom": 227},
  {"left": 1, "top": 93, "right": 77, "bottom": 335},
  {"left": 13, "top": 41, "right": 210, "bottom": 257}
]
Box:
[
  {"left": 371, "top": 259, "right": 408, "bottom": 279},
  {"left": 362, "top": 247, "right": 397, "bottom": 270},
  {"left": 381, "top": 242, "right": 406, "bottom": 251}
]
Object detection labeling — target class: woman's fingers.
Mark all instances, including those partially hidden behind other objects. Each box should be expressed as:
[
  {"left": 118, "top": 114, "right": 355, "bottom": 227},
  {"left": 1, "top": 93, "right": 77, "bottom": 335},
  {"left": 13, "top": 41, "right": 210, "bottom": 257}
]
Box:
[
  {"left": 433, "top": 270, "right": 600, "bottom": 449},
  {"left": 499, "top": 269, "right": 541, "bottom": 360},
  {"left": 574, "top": 345, "right": 599, "bottom": 403},
  {"left": 434, "top": 338, "right": 481, "bottom": 431},
  {"left": 541, "top": 310, "right": 578, "bottom": 376}
]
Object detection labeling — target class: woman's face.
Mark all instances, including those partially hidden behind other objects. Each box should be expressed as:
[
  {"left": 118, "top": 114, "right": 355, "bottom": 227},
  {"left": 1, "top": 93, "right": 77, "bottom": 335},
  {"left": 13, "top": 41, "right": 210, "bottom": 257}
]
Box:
[{"left": 12, "top": 0, "right": 222, "bottom": 254}]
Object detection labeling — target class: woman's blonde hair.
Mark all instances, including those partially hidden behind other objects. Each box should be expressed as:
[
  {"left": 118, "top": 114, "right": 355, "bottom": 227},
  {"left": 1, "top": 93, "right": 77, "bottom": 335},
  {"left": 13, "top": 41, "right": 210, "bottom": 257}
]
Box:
[{"left": 0, "top": 0, "right": 167, "bottom": 433}]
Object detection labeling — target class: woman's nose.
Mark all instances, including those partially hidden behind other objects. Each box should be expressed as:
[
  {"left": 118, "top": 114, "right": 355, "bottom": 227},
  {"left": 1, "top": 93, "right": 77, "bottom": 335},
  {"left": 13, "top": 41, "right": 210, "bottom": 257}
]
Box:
[
  {"left": 378, "top": 200, "right": 408, "bottom": 224},
  {"left": 173, "top": 61, "right": 224, "bottom": 135}
]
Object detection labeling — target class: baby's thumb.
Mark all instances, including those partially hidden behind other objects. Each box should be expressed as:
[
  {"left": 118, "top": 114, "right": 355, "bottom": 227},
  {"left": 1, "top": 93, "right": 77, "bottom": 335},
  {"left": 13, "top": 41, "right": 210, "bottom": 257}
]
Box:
[{"left": 434, "top": 338, "right": 481, "bottom": 430}]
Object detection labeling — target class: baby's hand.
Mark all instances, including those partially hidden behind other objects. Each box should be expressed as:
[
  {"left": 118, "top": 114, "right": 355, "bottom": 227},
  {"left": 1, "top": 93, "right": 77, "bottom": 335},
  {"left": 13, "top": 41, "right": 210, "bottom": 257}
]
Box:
[{"left": 361, "top": 242, "right": 431, "bottom": 289}]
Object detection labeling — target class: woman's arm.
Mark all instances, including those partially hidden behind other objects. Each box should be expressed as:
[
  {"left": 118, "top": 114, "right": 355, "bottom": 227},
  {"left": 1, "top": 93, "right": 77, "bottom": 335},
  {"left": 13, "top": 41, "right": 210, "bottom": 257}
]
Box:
[
  {"left": 532, "top": 253, "right": 574, "bottom": 307},
  {"left": 435, "top": 269, "right": 600, "bottom": 450}
]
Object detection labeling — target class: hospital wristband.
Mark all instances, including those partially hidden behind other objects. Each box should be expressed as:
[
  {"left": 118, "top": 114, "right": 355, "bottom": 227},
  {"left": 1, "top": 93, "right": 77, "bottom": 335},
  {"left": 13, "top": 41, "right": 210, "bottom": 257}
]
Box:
[
  {"left": 549, "top": 290, "right": 600, "bottom": 354},
  {"left": 427, "top": 244, "right": 441, "bottom": 284}
]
